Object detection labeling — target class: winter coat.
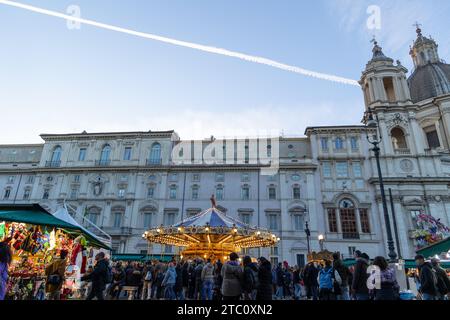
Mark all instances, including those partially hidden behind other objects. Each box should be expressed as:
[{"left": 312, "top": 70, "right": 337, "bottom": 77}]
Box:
[
  {"left": 182, "top": 264, "right": 190, "bottom": 287},
  {"left": 303, "top": 264, "right": 319, "bottom": 287},
  {"left": 195, "top": 264, "right": 204, "bottom": 284},
  {"left": 113, "top": 267, "right": 125, "bottom": 284},
  {"left": 352, "top": 258, "right": 369, "bottom": 294},
  {"left": 162, "top": 266, "right": 177, "bottom": 287},
  {"left": 201, "top": 263, "right": 215, "bottom": 282},
  {"left": 256, "top": 260, "right": 272, "bottom": 300},
  {"left": 293, "top": 270, "right": 301, "bottom": 284},
  {"left": 333, "top": 259, "right": 351, "bottom": 286},
  {"left": 243, "top": 262, "right": 259, "bottom": 292},
  {"left": 276, "top": 266, "right": 284, "bottom": 286},
  {"left": 434, "top": 265, "right": 450, "bottom": 295},
  {"left": 81, "top": 258, "right": 109, "bottom": 290},
  {"left": 126, "top": 268, "right": 142, "bottom": 287},
  {"left": 221, "top": 261, "right": 243, "bottom": 297},
  {"left": 45, "top": 258, "right": 67, "bottom": 293},
  {"left": 418, "top": 262, "right": 438, "bottom": 295},
  {"left": 175, "top": 265, "right": 183, "bottom": 291},
  {"left": 0, "top": 262, "right": 9, "bottom": 300}
]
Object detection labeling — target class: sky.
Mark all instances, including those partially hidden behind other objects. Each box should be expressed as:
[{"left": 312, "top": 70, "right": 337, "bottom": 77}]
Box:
[{"left": 0, "top": 0, "right": 449, "bottom": 144}]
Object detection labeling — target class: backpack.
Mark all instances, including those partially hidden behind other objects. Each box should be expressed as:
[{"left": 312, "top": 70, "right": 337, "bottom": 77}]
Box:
[
  {"left": 145, "top": 270, "right": 153, "bottom": 281},
  {"left": 434, "top": 269, "right": 449, "bottom": 295},
  {"left": 319, "top": 268, "right": 333, "bottom": 289},
  {"left": 105, "top": 265, "right": 113, "bottom": 284}
]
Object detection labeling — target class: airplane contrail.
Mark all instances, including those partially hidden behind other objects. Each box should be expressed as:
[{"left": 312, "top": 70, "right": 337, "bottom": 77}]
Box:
[{"left": 0, "top": 0, "right": 360, "bottom": 86}]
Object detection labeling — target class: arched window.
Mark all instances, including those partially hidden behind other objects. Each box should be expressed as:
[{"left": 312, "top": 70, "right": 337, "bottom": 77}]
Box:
[
  {"left": 149, "top": 143, "right": 162, "bottom": 165},
  {"left": 241, "top": 185, "right": 250, "bottom": 200},
  {"left": 391, "top": 128, "right": 408, "bottom": 150},
  {"left": 335, "top": 138, "right": 344, "bottom": 150},
  {"left": 215, "top": 185, "right": 224, "bottom": 200},
  {"left": 292, "top": 185, "right": 301, "bottom": 200},
  {"left": 100, "top": 145, "right": 111, "bottom": 164},
  {"left": 339, "top": 199, "right": 358, "bottom": 239},
  {"left": 51, "top": 146, "right": 62, "bottom": 162},
  {"left": 169, "top": 185, "right": 177, "bottom": 200},
  {"left": 191, "top": 185, "right": 199, "bottom": 200},
  {"left": 86, "top": 207, "right": 101, "bottom": 226}
]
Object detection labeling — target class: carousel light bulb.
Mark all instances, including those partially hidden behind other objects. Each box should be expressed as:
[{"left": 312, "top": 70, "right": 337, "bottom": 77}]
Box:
[
  {"left": 157, "top": 228, "right": 161, "bottom": 233},
  {"left": 205, "top": 227, "right": 210, "bottom": 232},
  {"left": 277, "top": 238, "right": 281, "bottom": 241},
  {"left": 256, "top": 231, "right": 261, "bottom": 235},
  {"left": 233, "top": 228, "right": 238, "bottom": 233}
]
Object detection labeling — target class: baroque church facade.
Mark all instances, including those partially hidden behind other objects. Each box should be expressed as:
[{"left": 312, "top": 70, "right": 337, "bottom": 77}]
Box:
[{"left": 1, "top": 27, "right": 450, "bottom": 266}]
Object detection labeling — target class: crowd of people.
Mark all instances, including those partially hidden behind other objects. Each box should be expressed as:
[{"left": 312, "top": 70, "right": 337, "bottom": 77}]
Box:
[{"left": 1, "top": 240, "right": 450, "bottom": 301}]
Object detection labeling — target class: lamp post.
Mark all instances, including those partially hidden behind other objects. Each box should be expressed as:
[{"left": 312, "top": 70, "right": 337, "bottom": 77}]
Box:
[
  {"left": 318, "top": 234, "right": 325, "bottom": 252},
  {"left": 305, "top": 221, "right": 311, "bottom": 254},
  {"left": 365, "top": 109, "right": 398, "bottom": 262}
]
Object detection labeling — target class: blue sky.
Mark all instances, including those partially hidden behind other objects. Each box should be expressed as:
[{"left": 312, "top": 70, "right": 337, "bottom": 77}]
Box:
[{"left": 1, "top": 0, "right": 449, "bottom": 143}]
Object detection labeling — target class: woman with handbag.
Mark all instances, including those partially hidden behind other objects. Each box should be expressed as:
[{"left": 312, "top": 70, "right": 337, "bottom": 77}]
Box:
[{"left": 45, "top": 250, "right": 68, "bottom": 300}]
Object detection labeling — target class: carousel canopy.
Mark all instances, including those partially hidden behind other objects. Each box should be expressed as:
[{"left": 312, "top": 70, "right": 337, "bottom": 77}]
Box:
[{"left": 174, "top": 208, "right": 248, "bottom": 229}]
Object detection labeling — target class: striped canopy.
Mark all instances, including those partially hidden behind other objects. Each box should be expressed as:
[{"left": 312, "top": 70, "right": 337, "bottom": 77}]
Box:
[{"left": 174, "top": 207, "right": 248, "bottom": 229}]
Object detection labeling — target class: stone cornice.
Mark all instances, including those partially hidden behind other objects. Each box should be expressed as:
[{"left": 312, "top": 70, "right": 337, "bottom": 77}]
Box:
[{"left": 40, "top": 130, "right": 177, "bottom": 142}]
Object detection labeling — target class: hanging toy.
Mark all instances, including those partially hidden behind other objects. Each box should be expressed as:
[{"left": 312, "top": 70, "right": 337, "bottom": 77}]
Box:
[
  {"left": 49, "top": 229, "right": 56, "bottom": 250},
  {"left": 0, "top": 221, "right": 6, "bottom": 241}
]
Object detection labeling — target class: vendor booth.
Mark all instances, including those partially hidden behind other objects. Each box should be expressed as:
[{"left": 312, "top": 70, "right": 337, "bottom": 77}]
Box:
[{"left": 0, "top": 204, "right": 111, "bottom": 300}]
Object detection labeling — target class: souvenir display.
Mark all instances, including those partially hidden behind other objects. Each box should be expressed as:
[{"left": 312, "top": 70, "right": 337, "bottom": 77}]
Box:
[{"left": 411, "top": 214, "right": 450, "bottom": 249}]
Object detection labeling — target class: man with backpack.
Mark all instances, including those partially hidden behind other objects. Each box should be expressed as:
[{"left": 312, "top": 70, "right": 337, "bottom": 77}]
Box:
[
  {"left": 81, "top": 251, "right": 111, "bottom": 300},
  {"left": 317, "top": 259, "right": 341, "bottom": 300},
  {"left": 431, "top": 258, "right": 450, "bottom": 300},
  {"left": 332, "top": 252, "right": 352, "bottom": 300},
  {"left": 415, "top": 254, "right": 439, "bottom": 300},
  {"left": 242, "top": 256, "right": 258, "bottom": 300},
  {"left": 45, "top": 250, "right": 68, "bottom": 300},
  {"left": 201, "top": 259, "right": 215, "bottom": 300}
]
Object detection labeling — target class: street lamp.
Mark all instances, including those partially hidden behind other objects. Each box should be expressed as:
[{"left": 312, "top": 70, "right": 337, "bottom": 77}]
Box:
[
  {"left": 305, "top": 221, "right": 311, "bottom": 254},
  {"left": 365, "top": 109, "right": 398, "bottom": 262},
  {"left": 318, "top": 234, "right": 325, "bottom": 252}
]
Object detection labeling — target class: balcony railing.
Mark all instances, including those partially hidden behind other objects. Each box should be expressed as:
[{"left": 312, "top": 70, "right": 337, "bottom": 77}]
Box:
[
  {"left": 146, "top": 158, "right": 162, "bottom": 166},
  {"left": 95, "top": 160, "right": 111, "bottom": 167},
  {"left": 45, "top": 160, "right": 61, "bottom": 168},
  {"left": 343, "top": 232, "right": 360, "bottom": 240},
  {"left": 394, "top": 148, "right": 411, "bottom": 155}
]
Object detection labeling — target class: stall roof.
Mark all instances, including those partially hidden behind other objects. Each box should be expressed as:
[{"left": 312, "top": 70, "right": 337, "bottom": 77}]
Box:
[
  {"left": 343, "top": 258, "right": 450, "bottom": 269},
  {"left": 0, "top": 204, "right": 111, "bottom": 250},
  {"left": 112, "top": 253, "right": 175, "bottom": 262},
  {"left": 416, "top": 237, "right": 450, "bottom": 258}
]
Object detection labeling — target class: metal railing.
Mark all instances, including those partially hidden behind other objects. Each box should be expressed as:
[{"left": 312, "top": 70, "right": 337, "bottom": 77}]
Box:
[
  {"left": 95, "top": 160, "right": 111, "bottom": 167},
  {"left": 146, "top": 158, "right": 162, "bottom": 166},
  {"left": 45, "top": 160, "right": 61, "bottom": 168}
]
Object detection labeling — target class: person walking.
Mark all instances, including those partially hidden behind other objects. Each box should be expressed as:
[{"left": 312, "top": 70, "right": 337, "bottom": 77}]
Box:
[
  {"left": 352, "top": 252, "right": 370, "bottom": 300},
  {"left": 162, "top": 262, "right": 177, "bottom": 300},
  {"left": 221, "top": 252, "right": 243, "bottom": 300},
  {"left": 317, "top": 259, "right": 341, "bottom": 301},
  {"left": 175, "top": 262, "right": 184, "bottom": 300},
  {"left": 110, "top": 261, "right": 125, "bottom": 300},
  {"left": 302, "top": 262, "right": 319, "bottom": 300},
  {"left": 181, "top": 261, "right": 190, "bottom": 299},
  {"left": 45, "top": 250, "right": 68, "bottom": 300},
  {"left": 187, "top": 261, "right": 196, "bottom": 299},
  {"left": 293, "top": 266, "right": 302, "bottom": 300},
  {"left": 81, "top": 252, "right": 110, "bottom": 300},
  {"left": 415, "top": 255, "right": 439, "bottom": 300},
  {"left": 431, "top": 258, "right": 450, "bottom": 300},
  {"left": 142, "top": 261, "right": 153, "bottom": 300},
  {"left": 371, "top": 256, "right": 399, "bottom": 300},
  {"left": 332, "top": 252, "right": 352, "bottom": 300},
  {"left": 201, "top": 259, "right": 215, "bottom": 300},
  {"left": 194, "top": 259, "right": 204, "bottom": 300},
  {"left": 0, "top": 242, "right": 12, "bottom": 301},
  {"left": 275, "top": 263, "right": 284, "bottom": 299},
  {"left": 213, "top": 260, "right": 223, "bottom": 301},
  {"left": 256, "top": 257, "right": 272, "bottom": 301},
  {"left": 242, "top": 256, "right": 258, "bottom": 300}
]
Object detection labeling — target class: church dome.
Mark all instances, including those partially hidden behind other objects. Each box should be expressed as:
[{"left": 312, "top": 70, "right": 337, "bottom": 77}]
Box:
[{"left": 407, "top": 62, "right": 450, "bottom": 103}]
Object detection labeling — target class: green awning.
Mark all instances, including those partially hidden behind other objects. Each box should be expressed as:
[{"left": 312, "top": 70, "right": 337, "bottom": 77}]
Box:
[
  {"left": 343, "top": 258, "right": 450, "bottom": 269},
  {"left": 112, "top": 253, "right": 175, "bottom": 262},
  {"left": 416, "top": 237, "right": 450, "bottom": 259},
  {"left": 0, "top": 204, "right": 111, "bottom": 250}
]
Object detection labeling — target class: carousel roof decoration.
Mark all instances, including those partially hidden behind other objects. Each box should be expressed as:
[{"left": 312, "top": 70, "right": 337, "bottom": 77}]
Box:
[{"left": 143, "top": 195, "right": 279, "bottom": 258}]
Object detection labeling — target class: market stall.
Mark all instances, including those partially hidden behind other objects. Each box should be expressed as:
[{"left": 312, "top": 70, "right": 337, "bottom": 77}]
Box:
[{"left": 0, "top": 204, "right": 111, "bottom": 300}]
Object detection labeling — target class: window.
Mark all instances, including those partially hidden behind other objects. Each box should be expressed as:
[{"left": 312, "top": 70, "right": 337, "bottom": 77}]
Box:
[
  {"left": 192, "top": 173, "right": 200, "bottom": 182},
  {"left": 216, "top": 185, "right": 224, "bottom": 200},
  {"left": 8, "top": 176, "right": 15, "bottom": 184},
  {"left": 411, "top": 210, "right": 422, "bottom": 227},
  {"left": 241, "top": 173, "right": 250, "bottom": 182},
  {"left": 3, "top": 188, "right": 11, "bottom": 200},
  {"left": 23, "top": 188, "right": 31, "bottom": 200},
  {"left": 268, "top": 186, "right": 276, "bottom": 200},
  {"left": 241, "top": 186, "right": 250, "bottom": 200},
  {"left": 320, "top": 138, "right": 329, "bottom": 151},
  {"left": 87, "top": 209, "right": 100, "bottom": 225},
  {"left": 359, "top": 209, "right": 371, "bottom": 233},
  {"left": 270, "top": 246, "right": 279, "bottom": 256},
  {"left": 123, "top": 147, "right": 132, "bottom": 160},
  {"left": 78, "top": 148, "right": 86, "bottom": 161},
  {"left": 335, "top": 138, "right": 344, "bottom": 150},
  {"left": 74, "top": 175, "right": 81, "bottom": 183},
  {"left": 43, "top": 188, "right": 50, "bottom": 200},
  {"left": 383, "top": 77, "right": 396, "bottom": 102},
  {"left": 169, "top": 173, "right": 178, "bottom": 182},
  {"left": 352, "top": 162, "right": 362, "bottom": 178},
  {"left": 143, "top": 212, "right": 154, "bottom": 228},
  {"left": 336, "top": 162, "right": 348, "bottom": 178},
  {"left": 113, "top": 212, "right": 123, "bottom": 228},
  {"left": 169, "top": 185, "right": 177, "bottom": 199},
  {"left": 339, "top": 199, "right": 359, "bottom": 239},
  {"left": 70, "top": 188, "right": 78, "bottom": 200},
  {"left": 293, "top": 186, "right": 301, "bottom": 199},
  {"left": 293, "top": 215, "right": 304, "bottom": 231},
  {"left": 267, "top": 145, "right": 272, "bottom": 157},
  {"left": 51, "top": 146, "right": 62, "bottom": 163},
  {"left": 348, "top": 246, "right": 356, "bottom": 257},
  {"left": 291, "top": 174, "right": 301, "bottom": 181},
  {"left": 118, "top": 188, "right": 126, "bottom": 198},
  {"left": 147, "top": 186, "right": 155, "bottom": 199},
  {"left": 424, "top": 125, "right": 440, "bottom": 149},
  {"left": 215, "top": 173, "right": 224, "bottom": 182},
  {"left": 240, "top": 213, "right": 251, "bottom": 225},
  {"left": 350, "top": 137, "right": 358, "bottom": 150},
  {"left": 391, "top": 128, "right": 408, "bottom": 150},
  {"left": 149, "top": 143, "right": 161, "bottom": 164},
  {"left": 164, "top": 212, "right": 176, "bottom": 225},
  {"left": 322, "top": 163, "right": 332, "bottom": 178},
  {"left": 100, "top": 145, "right": 111, "bottom": 163},
  {"left": 26, "top": 176, "right": 34, "bottom": 184},
  {"left": 192, "top": 185, "right": 199, "bottom": 200},
  {"left": 327, "top": 208, "right": 338, "bottom": 233},
  {"left": 268, "top": 215, "right": 278, "bottom": 230},
  {"left": 165, "top": 245, "right": 173, "bottom": 254},
  {"left": 270, "top": 257, "right": 279, "bottom": 266}
]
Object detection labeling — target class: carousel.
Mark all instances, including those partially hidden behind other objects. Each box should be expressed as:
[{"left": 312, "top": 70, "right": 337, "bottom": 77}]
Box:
[{"left": 142, "top": 196, "right": 279, "bottom": 260}]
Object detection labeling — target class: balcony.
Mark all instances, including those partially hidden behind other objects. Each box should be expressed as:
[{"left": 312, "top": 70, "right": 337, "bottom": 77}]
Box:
[
  {"left": 45, "top": 160, "right": 61, "bottom": 168},
  {"left": 343, "top": 232, "right": 360, "bottom": 240},
  {"left": 146, "top": 158, "right": 162, "bottom": 166},
  {"left": 102, "top": 226, "right": 133, "bottom": 236},
  {"left": 95, "top": 160, "right": 111, "bottom": 167},
  {"left": 394, "top": 148, "right": 411, "bottom": 155}
]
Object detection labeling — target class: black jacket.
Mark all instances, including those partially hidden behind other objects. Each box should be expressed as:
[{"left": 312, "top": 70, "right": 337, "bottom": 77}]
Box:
[
  {"left": 182, "top": 264, "right": 189, "bottom": 287},
  {"left": 256, "top": 260, "right": 272, "bottom": 300},
  {"left": 303, "top": 264, "right": 319, "bottom": 287},
  {"left": 175, "top": 265, "right": 183, "bottom": 291},
  {"left": 334, "top": 259, "right": 351, "bottom": 286},
  {"left": 352, "top": 258, "right": 369, "bottom": 294},
  {"left": 419, "top": 262, "right": 438, "bottom": 295},
  {"left": 243, "top": 262, "right": 259, "bottom": 292},
  {"left": 434, "top": 265, "right": 450, "bottom": 295},
  {"left": 81, "top": 259, "right": 109, "bottom": 290}
]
